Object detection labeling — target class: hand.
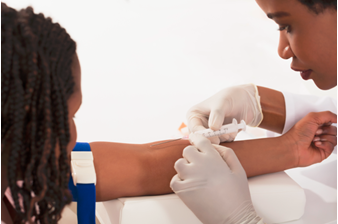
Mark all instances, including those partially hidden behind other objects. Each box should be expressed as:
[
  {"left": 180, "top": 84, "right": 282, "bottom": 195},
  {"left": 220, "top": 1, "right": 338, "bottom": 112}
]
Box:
[
  {"left": 283, "top": 111, "right": 337, "bottom": 167},
  {"left": 186, "top": 84, "right": 263, "bottom": 144},
  {"left": 170, "top": 133, "right": 263, "bottom": 224}
]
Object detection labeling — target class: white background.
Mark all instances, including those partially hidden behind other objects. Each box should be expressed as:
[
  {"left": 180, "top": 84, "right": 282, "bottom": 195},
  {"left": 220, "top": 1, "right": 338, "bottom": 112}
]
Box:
[
  {"left": 4, "top": 1, "right": 337, "bottom": 223},
  {"left": 5, "top": 0, "right": 337, "bottom": 144}
]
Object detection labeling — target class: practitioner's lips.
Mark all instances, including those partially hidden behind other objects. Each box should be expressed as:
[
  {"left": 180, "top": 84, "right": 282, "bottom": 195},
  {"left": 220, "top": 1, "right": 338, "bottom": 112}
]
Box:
[{"left": 291, "top": 68, "right": 312, "bottom": 80}]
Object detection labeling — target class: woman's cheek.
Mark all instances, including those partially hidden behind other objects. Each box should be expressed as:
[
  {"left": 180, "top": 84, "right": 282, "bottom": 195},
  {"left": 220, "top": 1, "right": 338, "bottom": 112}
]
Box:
[{"left": 67, "top": 117, "right": 77, "bottom": 155}]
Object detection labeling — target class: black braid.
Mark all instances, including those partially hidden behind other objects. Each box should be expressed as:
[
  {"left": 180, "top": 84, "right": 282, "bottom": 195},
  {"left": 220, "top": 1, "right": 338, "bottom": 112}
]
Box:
[
  {"left": 1, "top": 3, "right": 76, "bottom": 223},
  {"left": 298, "top": 0, "right": 337, "bottom": 13}
]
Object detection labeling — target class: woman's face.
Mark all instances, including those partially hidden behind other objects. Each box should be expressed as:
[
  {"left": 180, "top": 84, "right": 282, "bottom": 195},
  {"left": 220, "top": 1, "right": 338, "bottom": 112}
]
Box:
[
  {"left": 256, "top": 0, "right": 337, "bottom": 90},
  {"left": 66, "top": 53, "right": 82, "bottom": 155}
]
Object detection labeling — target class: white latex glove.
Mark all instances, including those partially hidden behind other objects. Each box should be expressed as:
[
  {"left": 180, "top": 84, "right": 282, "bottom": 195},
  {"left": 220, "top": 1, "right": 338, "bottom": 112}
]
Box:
[
  {"left": 187, "top": 84, "right": 263, "bottom": 144},
  {"left": 170, "top": 133, "right": 263, "bottom": 224}
]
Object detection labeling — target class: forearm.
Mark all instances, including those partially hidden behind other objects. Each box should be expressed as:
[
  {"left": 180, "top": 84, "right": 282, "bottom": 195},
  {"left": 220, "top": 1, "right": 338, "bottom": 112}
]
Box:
[
  {"left": 257, "top": 86, "right": 286, "bottom": 133},
  {"left": 221, "top": 137, "right": 296, "bottom": 177},
  {"left": 90, "top": 140, "right": 189, "bottom": 201},
  {"left": 91, "top": 136, "right": 296, "bottom": 201}
]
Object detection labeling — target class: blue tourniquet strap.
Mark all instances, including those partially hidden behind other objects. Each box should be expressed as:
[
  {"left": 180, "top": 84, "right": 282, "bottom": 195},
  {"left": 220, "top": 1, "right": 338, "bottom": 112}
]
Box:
[
  {"left": 68, "top": 142, "right": 96, "bottom": 224},
  {"left": 68, "top": 175, "right": 78, "bottom": 201},
  {"left": 77, "top": 183, "right": 96, "bottom": 224},
  {"left": 73, "top": 142, "right": 91, "bottom": 152}
]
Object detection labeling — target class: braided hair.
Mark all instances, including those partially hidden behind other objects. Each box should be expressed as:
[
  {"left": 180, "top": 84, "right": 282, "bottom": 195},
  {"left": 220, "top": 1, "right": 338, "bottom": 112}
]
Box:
[
  {"left": 298, "top": 0, "right": 337, "bottom": 14},
  {"left": 1, "top": 3, "right": 76, "bottom": 223}
]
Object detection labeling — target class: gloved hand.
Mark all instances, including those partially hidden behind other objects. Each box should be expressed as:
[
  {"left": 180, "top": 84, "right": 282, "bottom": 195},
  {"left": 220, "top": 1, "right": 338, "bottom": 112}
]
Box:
[
  {"left": 170, "top": 133, "right": 264, "bottom": 224},
  {"left": 186, "top": 84, "right": 263, "bottom": 144}
]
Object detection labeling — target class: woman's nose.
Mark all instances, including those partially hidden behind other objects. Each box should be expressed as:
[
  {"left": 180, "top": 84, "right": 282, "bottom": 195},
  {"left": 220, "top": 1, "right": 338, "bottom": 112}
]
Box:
[{"left": 278, "top": 32, "right": 294, "bottom": 59}]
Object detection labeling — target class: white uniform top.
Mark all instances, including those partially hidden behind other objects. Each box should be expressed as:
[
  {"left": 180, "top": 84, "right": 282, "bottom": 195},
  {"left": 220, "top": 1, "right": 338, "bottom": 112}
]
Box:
[{"left": 281, "top": 91, "right": 337, "bottom": 135}]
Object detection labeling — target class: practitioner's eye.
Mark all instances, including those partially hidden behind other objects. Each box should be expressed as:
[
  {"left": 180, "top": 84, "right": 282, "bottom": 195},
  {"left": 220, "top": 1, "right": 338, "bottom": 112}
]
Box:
[{"left": 277, "top": 25, "right": 291, "bottom": 33}]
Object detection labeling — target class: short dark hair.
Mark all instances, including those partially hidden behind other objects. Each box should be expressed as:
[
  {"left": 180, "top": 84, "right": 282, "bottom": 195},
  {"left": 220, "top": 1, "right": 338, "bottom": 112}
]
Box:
[
  {"left": 2, "top": 3, "right": 76, "bottom": 223},
  {"left": 298, "top": 0, "right": 337, "bottom": 14}
]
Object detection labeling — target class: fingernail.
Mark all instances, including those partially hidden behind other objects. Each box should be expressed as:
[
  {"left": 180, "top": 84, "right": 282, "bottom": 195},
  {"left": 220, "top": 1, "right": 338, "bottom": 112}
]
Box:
[
  {"left": 316, "top": 129, "right": 323, "bottom": 135},
  {"left": 313, "top": 137, "right": 320, "bottom": 142},
  {"left": 315, "top": 141, "right": 322, "bottom": 146}
]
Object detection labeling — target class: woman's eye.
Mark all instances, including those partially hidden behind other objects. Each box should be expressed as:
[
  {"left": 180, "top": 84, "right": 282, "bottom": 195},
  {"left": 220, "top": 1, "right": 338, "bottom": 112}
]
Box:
[{"left": 277, "top": 25, "right": 291, "bottom": 33}]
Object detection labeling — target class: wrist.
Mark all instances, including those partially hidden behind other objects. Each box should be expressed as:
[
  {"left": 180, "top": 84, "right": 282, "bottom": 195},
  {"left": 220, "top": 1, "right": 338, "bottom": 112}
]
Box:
[
  {"left": 278, "top": 134, "right": 299, "bottom": 169},
  {"left": 227, "top": 200, "right": 262, "bottom": 224}
]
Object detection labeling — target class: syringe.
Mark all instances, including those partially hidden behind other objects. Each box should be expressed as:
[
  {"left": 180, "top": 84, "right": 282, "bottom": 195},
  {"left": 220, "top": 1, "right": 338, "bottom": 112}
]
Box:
[
  {"left": 150, "top": 118, "right": 246, "bottom": 147},
  {"left": 195, "top": 118, "right": 246, "bottom": 137}
]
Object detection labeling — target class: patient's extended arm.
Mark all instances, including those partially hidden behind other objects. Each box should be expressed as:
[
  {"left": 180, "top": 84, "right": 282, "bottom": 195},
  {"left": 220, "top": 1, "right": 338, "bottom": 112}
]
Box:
[
  {"left": 91, "top": 111, "right": 336, "bottom": 202},
  {"left": 91, "top": 137, "right": 292, "bottom": 201}
]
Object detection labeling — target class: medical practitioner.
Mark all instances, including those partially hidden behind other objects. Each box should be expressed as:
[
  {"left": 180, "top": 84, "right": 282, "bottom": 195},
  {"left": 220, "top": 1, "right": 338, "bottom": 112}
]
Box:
[
  {"left": 2, "top": 1, "right": 336, "bottom": 223},
  {"left": 171, "top": 0, "right": 337, "bottom": 223}
]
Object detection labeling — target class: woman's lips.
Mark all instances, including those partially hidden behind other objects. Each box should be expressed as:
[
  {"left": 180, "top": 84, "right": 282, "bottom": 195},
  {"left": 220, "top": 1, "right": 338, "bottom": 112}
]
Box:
[
  {"left": 292, "top": 67, "right": 312, "bottom": 80},
  {"left": 300, "top": 69, "right": 312, "bottom": 80}
]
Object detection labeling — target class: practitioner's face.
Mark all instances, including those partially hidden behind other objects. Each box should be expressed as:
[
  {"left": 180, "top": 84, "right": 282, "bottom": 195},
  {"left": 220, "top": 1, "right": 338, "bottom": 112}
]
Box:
[
  {"left": 66, "top": 53, "right": 82, "bottom": 155},
  {"left": 256, "top": 0, "right": 337, "bottom": 90}
]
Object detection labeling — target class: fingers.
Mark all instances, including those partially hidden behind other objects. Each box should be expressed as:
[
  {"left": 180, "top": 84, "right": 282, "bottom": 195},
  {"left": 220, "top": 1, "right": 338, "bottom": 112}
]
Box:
[
  {"left": 219, "top": 132, "right": 237, "bottom": 143},
  {"left": 170, "top": 173, "right": 201, "bottom": 193},
  {"left": 189, "top": 133, "right": 218, "bottom": 154},
  {"left": 208, "top": 108, "right": 226, "bottom": 131},
  {"left": 187, "top": 108, "right": 239, "bottom": 144},
  {"left": 189, "top": 132, "right": 220, "bottom": 145},
  {"left": 170, "top": 174, "right": 184, "bottom": 192},
  {"left": 308, "top": 111, "right": 337, "bottom": 126},
  {"left": 312, "top": 122, "right": 336, "bottom": 160},
  {"left": 174, "top": 158, "right": 190, "bottom": 180},
  {"left": 313, "top": 141, "right": 336, "bottom": 160},
  {"left": 208, "top": 107, "right": 237, "bottom": 143},
  {"left": 313, "top": 124, "right": 337, "bottom": 149},
  {"left": 315, "top": 124, "right": 337, "bottom": 136},
  {"left": 182, "top": 146, "right": 202, "bottom": 163},
  {"left": 212, "top": 144, "right": 245, "bottom": 174},
  {"left": 208, "top": 136, "right": 221, "bottom": 145},
  {"left": 313, "top": 134, "right": 337, "bottom": 146},
  {"left": 188, "top": 116, "right": 221, "bottom": 144},
  {"left": 187, "top": 114, "right": 209, "bottom": 133},
  {"left": 229, "top": 132, "right": 238, "bottom": 141}
]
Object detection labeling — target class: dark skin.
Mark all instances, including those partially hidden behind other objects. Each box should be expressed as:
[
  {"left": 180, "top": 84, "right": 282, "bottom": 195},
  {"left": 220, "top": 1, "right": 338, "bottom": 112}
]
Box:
[
  {"left": 256, "top": 0, "right": 337, "bottom": 90},
  {"left": 91, "top": 139, "right": 290, "bottom": 201},
  {"left": 1, "top": 54, "right": 82, "bottom": 224},
  {"left": 88, "top": 78, "right": 337, "bottom": 201},
  {"left": 2, "top": 6, "right": 337, "bottom": 224},
  {"left": 250, "top": 1, "right": 338, "bottom": 184},
  {"left": 2, "top": 56, "right": 336, "bottom": 224},
  {"left": 257, "top": 86, "right": 286, "bottom": 133},
  {"left": 92, "top": 109, "right": 336, "bottom": 201},
  {"left": 82, "top": 0, "right": 336, "bottom": 201}
]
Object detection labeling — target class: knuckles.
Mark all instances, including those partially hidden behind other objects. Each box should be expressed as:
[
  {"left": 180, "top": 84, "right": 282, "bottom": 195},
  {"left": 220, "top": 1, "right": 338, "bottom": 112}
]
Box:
[
  {"left": 304, "top": 111, "right": 337, "bottom": 126},
  {"left": 183, "top": 145, "right": 199, "bottom": 158},
  {"left": 192, "top": 134, "right": 212, "bottom": 150},
  {"left": 170, "top": 175, "right": 182, "bottom": 190},
  {"left": 174, "top": 158, "right": 188, "bottom": 171}
]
